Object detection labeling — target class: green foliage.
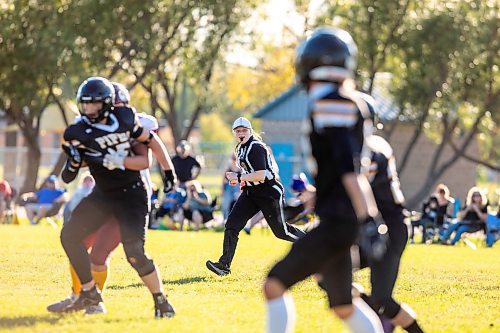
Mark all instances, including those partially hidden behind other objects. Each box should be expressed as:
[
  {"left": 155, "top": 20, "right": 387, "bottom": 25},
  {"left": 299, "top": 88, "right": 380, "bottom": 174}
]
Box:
[{"left": 0, "top": 225, "right": 499, "bottom": 332}]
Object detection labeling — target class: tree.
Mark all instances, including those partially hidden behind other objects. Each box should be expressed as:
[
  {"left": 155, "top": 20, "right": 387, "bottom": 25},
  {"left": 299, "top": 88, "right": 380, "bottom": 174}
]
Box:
[
  {"left": 0, "top": 2, "right": 85, "bottom": 192},
  {"left": 82, "top": 0, "right": 260, "bottom": 144}
]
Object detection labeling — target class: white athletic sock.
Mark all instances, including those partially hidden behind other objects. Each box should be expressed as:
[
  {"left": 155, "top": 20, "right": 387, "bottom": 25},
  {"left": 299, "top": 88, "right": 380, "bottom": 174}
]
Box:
[
  {"left": 266, "top": 294, "right": 296, "bottom": 333},
  {"left": 343, "top": 298, "right": 384, "bottom": 333}
]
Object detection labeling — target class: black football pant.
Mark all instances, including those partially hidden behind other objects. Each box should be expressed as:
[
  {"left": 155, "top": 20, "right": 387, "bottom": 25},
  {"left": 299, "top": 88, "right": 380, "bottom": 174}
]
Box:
[
  {"left": 219, "top": 182, "right": 306, "bottom": 267},
  {"left": 60, "top": 182, "right": 149, "bottom": 284},
  {"left": 268, "top": 216, "right": 358, "bottom": 307},
  {"left": 359, "top": 208, "right": 408, "bottom": 318}
]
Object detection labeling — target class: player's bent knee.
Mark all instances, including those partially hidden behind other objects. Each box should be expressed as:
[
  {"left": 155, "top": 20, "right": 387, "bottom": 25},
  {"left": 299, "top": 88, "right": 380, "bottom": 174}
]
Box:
[
  {"left": 123, "top": 240, "right": 155, "bottom": 277},
  {"left": 263, "top": 277, "right": 286, "bottom": 300}
]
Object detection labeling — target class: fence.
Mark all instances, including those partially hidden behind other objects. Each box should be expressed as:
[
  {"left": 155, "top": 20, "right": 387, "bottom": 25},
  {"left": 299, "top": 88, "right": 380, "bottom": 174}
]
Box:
[{"left": 0, "top": 146, "right": 239, "bottom": 192}]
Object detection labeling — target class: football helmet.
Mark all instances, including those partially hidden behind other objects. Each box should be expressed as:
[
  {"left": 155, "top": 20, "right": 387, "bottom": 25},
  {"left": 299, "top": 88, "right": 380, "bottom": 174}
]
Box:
[
  {"left": 76, "top": 77, "right": 115, "bottom": 123},
  {"left": 112, "top": 82, "right": 130, "bottom": 105},
  {"left": 295, "top": 27, "right": 357, "bottom": 85}
]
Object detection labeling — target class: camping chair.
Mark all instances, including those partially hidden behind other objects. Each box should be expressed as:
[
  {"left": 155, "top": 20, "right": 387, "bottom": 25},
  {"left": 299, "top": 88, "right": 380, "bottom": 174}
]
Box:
[{"left": 39, "top": 201, "right": 65, "bottom": 227}]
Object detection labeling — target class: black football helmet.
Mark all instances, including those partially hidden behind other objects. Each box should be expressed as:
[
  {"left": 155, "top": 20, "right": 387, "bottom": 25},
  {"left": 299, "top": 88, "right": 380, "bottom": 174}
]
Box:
[
  {"left": 76, "top": 77, "right": 115, "bottom": 123},
  {"left": 295, "top": 27, "right": 357, "bottom": 85}
]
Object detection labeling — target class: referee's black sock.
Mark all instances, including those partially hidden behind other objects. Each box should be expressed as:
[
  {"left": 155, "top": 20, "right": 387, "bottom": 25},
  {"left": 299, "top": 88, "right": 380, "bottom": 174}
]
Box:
[{"left": 403, "top": 320, "right": 424, "bottom": 333}]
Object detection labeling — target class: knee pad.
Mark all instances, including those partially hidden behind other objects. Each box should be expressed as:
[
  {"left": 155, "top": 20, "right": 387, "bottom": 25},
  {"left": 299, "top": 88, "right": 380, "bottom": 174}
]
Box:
[
  {"left": 123, "top": 240, "right": 155, "bottom": 277},
  {"left": 372, "top": 297, "right": 401, "bottom": 319}
]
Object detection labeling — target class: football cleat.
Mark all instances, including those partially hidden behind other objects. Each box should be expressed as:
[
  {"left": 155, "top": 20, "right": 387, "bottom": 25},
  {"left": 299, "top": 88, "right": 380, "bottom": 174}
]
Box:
[
  {"left": 47, "top": 293, "right": 77, "bottom": 313},
  {"left": 85, "top": 302, "right": 107, "bottom": 315},
  {"left": 154, "top": 294, "right": 175, "bottom": 318},
  {"left": 61, "top": 286, "right": 103, "bottom": 313},
  {"left": 206, "top": 260, "right": 231, "bottom": 276}
]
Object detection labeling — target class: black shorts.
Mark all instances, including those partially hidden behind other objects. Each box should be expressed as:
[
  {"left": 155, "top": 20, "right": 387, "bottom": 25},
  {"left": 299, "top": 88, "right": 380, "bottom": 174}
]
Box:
[
  {"left": 268, "top": 216, "right": 358, "bottom": 307},
  {"left": 184, "top": 209, "right": 213, "bottom": 223},
  {"left": 68, "top": 181, "right": 149, "bottom": 243}
]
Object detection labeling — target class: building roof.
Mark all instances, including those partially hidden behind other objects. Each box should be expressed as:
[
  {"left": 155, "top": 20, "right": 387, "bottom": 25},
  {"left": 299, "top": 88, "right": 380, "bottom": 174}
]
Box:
[
  {"left": 253, "top": 85, "right": 308, "bottom": 121},
  {"left": 254, "top": 76, "right": 400, "bottom": 122}
]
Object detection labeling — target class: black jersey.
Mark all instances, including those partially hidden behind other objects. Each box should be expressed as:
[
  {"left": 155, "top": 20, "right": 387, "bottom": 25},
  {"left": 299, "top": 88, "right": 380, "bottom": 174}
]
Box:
[
  {"left": 364, "top": 135, "right": 405, "bottom": 216},
  {"left": 307, "top": 83, "right": 372, "bottom": 219},
  {"left": 63, "top": 106, "right": 144, "bottom": 192},
  {"left": 235, "top": 136, "right": 277, "bottom": 187}
]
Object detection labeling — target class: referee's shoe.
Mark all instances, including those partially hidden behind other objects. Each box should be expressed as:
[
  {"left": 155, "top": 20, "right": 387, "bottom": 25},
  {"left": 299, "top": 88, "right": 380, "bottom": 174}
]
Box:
[{"left": 206, "top": 260, "right": 230, "bottom": 276}]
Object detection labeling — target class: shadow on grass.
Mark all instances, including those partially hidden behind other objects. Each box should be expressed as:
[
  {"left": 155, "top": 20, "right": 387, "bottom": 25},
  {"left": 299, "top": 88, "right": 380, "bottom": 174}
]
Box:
[
  {"left": 107, "top": 276, "right": 208, "bottom": 290},
  {"left": 0, "top": 315, "right": 62, "bottom": 328}
]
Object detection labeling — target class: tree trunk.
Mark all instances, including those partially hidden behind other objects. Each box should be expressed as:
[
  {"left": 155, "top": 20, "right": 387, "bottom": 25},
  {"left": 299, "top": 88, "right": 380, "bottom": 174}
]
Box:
[{"left": 20, "top": 128, "right": 41, "bottom": 193}]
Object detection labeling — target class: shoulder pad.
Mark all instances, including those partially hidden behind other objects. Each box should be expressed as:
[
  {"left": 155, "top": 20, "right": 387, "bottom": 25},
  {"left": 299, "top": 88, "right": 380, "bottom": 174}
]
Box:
[
  {"left": 355, "top": 91, "right": 376, "bottom": 116},
  {"left": 339, "top": 88, "right": 373, "bottom": 121},
  {"left": 73, "top": 115, "right": 83, "bottom": 124},
  {"left": 137, "top": 113, "right": 159, "bottom": 132},
  {"left": 63, "top": 124, "right": 85, "bottom": 148},
  {"left": 365, "top": 135, "right": 392, "bottom": 159}
]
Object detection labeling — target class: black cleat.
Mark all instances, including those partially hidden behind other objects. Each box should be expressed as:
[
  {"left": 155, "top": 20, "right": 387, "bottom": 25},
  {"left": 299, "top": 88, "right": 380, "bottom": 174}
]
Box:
[
  {"left": 206, "top": 260, "right": 230, "bottom": 276},
  {"left": 154, "top": 294, "right": 175, "bottom": 318},
  {"left": 61, "top": 286, "right": 103, "bottom": 313}
]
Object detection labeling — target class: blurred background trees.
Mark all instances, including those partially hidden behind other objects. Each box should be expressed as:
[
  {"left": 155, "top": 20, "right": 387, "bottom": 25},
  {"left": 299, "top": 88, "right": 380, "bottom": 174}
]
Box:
[{"left": 0, "top": 0, "right": 497, "bottom": 200}]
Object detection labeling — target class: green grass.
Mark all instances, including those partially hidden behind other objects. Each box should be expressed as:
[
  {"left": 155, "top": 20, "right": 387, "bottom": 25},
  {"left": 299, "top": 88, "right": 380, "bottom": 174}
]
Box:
[{"left": 0, "top": 225, "right": 499, "bottom": 333}]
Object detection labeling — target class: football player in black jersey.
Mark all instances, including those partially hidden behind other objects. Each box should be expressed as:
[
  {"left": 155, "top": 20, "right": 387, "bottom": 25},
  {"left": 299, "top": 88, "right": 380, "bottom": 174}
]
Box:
[
  {"left": 206, "top": 117, "right": 306, "bottom": 276},
  {"left": 358, "top": 134, "right": 425, "bottom": 333},
  {"left": 58, "top": 77, "right": 176, "bottom": 318},
  {"left": 263, "top": 28, "right": 387, "bottom": 333},
  {"left": 47, "top": 82, "right": 162, "bottom": 315}
]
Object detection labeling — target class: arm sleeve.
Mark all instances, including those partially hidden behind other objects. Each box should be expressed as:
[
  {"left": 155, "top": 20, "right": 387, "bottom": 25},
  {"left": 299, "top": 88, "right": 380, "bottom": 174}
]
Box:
[
  {"left": 247, "top": 144, "right": 267, "bottom": 171},
  {"left": 130, "top": 108, "right": 145, "bottom": 139}
]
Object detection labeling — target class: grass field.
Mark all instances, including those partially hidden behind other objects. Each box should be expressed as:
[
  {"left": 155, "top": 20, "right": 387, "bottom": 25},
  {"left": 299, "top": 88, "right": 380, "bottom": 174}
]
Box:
[{"left": 0, "top": 225, "right": 499, "bottom": 333}]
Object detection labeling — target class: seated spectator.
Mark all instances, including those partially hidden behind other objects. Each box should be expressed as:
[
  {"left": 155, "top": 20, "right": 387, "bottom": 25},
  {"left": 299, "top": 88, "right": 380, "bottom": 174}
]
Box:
[
  {"left": 21, "top": 175, "right": 68, "bottom": 225},
  {"left": 62, "top": 174, "right": 95, "bottom": 224},
  {"left": 0, "top": 179, "right": 13, "bottom": 224},
  {"left": 410, "top": 183, "right": 453, "bottom": 244},
  {"left": 410, "top": 196, "right": 439, "bottom": 244},
  {"left": 221, "top": 153, "right": 241, "bottom": 221},
  {"left": 285, "top": 173, "right": 316, "bottom": 225},
  {"left": 440, "top": 187, "right": 488, "bottom": 245},
  {"left": 155, "top": 186, "right": 187, "bottom": 223},
  {"left": 182, "top": 180, "right": 214, "bottom": 231}
]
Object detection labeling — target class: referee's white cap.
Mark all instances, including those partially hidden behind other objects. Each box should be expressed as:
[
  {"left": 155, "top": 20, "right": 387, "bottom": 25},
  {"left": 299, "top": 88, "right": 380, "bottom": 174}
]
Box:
[{"left": 232, "top": 117, "right": 252, "bottom": 130}]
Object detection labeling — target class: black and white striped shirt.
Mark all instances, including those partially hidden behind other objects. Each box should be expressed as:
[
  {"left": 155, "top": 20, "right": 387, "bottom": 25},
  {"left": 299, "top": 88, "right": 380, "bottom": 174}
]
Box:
[{"left": 235, "top": 136, "right": 277, "bottom": 187}]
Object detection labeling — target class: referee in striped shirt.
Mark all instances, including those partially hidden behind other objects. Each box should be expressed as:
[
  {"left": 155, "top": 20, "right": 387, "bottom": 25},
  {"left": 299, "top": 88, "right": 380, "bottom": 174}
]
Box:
[{"left": 206, "top": 117, "right": 306, "bottom": 276}]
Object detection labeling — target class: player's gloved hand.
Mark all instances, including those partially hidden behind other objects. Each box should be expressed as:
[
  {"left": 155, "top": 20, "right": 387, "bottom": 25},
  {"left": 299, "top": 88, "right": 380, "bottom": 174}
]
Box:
[
  {"left": 103, "top": 148, "right": 126, "bottom": 171},
  {"left": 61, "top": 142, "right": 82, "bottom": 171},
  {"left": 359, "top": 214, "right": 389, "bottom": 261},
  {"left": 162, "top": 169, "right": 176, "bottom": 193}
]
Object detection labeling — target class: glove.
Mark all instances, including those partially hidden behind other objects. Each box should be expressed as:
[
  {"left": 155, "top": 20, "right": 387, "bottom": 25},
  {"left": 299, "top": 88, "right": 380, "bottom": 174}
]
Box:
[
  {"left": 103, "top": 148, "right": 127, "bottom": 171},
  {"left": 61, "top": 143, "right": 82, "bottom": 171},
  {"left": 162, "top": 169, "right": 177, "bottom": 193},
  {"left": 358, "top": 214, "right": 389, "bottom": 261}
]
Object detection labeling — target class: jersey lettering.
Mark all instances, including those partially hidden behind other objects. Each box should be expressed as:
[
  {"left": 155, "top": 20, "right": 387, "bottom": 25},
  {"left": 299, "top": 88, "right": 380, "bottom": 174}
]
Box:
[{"left": 95, "top": 132, "right": 131, "bottom": 149}]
